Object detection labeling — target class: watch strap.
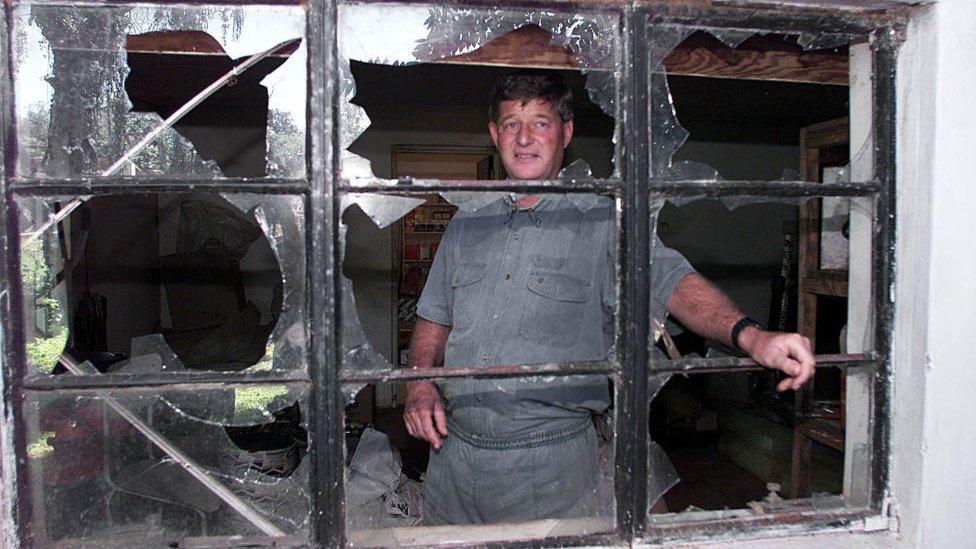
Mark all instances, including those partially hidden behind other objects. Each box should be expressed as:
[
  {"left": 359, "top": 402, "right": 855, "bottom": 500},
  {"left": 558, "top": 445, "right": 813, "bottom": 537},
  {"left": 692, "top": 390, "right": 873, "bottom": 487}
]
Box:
[{"left": 731, "top": 317, "right": 762, "bottom": 352}]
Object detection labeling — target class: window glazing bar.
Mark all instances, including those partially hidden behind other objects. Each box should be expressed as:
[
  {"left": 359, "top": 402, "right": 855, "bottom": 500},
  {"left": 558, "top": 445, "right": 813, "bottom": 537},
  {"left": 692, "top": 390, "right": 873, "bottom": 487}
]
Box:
[
  {"left": 22, "top": 370, "right": 310, "bottom": 391},
  {"left": 649, "top": 180, "right": 881, "bottom": 197},
  {"left": 0, "top": 2, "right": 33, "bottom": 543},
  {"left": 649, "top": 353, "right": 877, "bottom": 376},
  {"left": 308, "top": 0, "right": 343, "bottom": 546},
  {"left": 339, "top": 179, "right": 623, "bottom": 194},
  {"left": 616, "top": 7, "right": 650, "bottom": 538},
  {"left": 340, "top": 360, "right": 618, "bottom": 384},
  {"left": 870, "top": 25, "right": 899, "bottom": 512},
  {"left": 645, "top": 5, "right": 888, "bottom": 35},
  {"left": 9, "top": 177, "right": 309, "bottom": 194},
  {"left": 645, "top": 506, "right": 876, "bottom": 542}
]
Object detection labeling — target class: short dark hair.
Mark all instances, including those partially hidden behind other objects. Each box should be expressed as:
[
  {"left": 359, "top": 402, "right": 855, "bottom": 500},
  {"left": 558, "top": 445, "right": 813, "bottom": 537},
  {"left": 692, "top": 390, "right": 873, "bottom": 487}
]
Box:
[{"left": 488, "top": 72, "right": 574, "bottom": 123}]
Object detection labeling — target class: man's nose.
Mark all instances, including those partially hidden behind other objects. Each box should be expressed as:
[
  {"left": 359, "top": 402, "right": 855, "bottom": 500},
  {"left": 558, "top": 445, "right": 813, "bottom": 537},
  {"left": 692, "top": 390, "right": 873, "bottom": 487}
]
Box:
[{"left": 517, "top": 125, "right": 533, "bottom": 145}]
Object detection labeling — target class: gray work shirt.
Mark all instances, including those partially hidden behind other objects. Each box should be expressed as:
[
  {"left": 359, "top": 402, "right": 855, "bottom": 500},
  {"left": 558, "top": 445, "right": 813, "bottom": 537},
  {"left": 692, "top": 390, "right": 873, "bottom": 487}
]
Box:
[{"left": 416, "top": 194, "right": 694, "bottom": 440}]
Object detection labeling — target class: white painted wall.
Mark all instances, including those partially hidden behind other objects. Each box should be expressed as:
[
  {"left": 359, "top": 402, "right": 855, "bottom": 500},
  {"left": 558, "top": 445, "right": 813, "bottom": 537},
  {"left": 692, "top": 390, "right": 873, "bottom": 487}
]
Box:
[{"left": 894, "top": 1, "right": 976, "bottom": 547}]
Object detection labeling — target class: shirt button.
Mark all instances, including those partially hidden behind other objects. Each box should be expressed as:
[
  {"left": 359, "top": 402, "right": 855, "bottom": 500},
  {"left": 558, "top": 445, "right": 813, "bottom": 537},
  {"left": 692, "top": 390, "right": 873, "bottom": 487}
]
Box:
[
  {"left": 481, "top": 354, "right": 489, "bottom": 361},
  {"left": 504, "top": 274, "right": 511, "bottom": 280},
  {"left": 514, "top": 233, "right": 520, "bottom": 240},
  {"left": 492, "top": 314, "right": 498, "bottom": 320},
  {"left": 537, "top": 277, "right": 544, "bottom": 283}
]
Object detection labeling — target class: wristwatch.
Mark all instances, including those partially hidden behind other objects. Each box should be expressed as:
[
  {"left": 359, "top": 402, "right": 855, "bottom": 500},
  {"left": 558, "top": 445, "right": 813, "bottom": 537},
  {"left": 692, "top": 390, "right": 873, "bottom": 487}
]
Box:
[{"left": 730, "top": 317, "right": 762, "bottom": 352}]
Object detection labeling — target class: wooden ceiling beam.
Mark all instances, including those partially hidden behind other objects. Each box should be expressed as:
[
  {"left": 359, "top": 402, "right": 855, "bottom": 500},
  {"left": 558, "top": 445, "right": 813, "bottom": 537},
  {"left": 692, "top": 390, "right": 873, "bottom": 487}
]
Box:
[{"left": 433, "top": 25, "right": 847, "bottom": 86}]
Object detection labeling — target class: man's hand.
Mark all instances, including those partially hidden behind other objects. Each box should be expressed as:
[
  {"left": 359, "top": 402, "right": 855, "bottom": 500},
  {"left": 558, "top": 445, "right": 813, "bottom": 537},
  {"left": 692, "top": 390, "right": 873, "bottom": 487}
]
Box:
[
  {"left": 737, "top": 326, "right": 815, "bottom": 391},
  {"left": 403, "top": 380, "right": 449, "bottom": 449}
]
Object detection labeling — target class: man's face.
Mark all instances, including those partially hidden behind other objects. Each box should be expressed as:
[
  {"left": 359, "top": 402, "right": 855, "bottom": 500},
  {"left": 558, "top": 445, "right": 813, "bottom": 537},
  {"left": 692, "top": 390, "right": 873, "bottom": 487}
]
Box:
[{"left": 489, "top": 99, "right": 574, "bottom": 180}]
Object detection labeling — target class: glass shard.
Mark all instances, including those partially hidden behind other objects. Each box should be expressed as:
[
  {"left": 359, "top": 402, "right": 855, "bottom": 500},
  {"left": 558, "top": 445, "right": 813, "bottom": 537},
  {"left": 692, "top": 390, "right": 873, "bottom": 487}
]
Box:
[{"left": 25, "top": 388, "right": 310, "bottom": 544}]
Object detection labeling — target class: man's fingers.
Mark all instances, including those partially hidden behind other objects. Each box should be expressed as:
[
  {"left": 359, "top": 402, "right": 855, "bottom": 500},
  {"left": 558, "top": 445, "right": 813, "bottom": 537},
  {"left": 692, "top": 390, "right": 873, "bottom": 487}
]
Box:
[
  {"left": 421, "top": 413, "right": 442, "bottom": 449},
  {"left": 776, "top": 376, "right": 794, "bottom": 392},
  {"left": 434, "top": 402, "right": 449, "bottom": 436},
  {"left": 785, "top": 335, "right": 816, "bottom": 389}
]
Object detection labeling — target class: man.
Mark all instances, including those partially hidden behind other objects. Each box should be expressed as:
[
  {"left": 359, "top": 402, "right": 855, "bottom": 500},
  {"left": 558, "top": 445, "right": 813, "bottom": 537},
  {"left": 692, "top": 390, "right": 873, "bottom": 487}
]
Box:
[{"left": 403, "top": 72, "right": 814, "bottom": 525}]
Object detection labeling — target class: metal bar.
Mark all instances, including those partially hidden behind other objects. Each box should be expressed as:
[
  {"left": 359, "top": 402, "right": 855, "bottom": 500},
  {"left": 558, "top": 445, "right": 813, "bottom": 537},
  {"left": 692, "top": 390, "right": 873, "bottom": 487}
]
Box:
[
  {"left": 57, "top": 355, "right": 287, "bottom": 537},
  {"left": 339, "top": 179, "right": 622, "bottom": 194},
  {"left": 870, "top": 25, "right": 898, "bottom": 514},
  {"left": 648, "top": 180, "right": 881, "bottom": 197},
  {"left": 308, "top": 0, "right": 343, "bottom": 546},
  {"left": 617, "top": 7, "right": 649, "bottom": 539},
  {"left": 9, "top": 178, "right": 307, "bottom": 194},
  {"left": 22, "top": 369, "right": 309, "bottom": 391},
  {"left": 21, "top": 38, "right": 303, "bottom": 243},
  {"left": 648, "top": 353, "right": 877, "bottom": 375},
  {"left": 340, "top": 361, "right": 618, "bottom": 383}
]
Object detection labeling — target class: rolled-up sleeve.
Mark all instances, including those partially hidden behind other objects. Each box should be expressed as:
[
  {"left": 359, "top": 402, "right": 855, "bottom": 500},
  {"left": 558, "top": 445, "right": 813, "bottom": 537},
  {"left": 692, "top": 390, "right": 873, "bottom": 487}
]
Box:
[{"left": 650, "top": 235, "right": 695, "bottom": 320}]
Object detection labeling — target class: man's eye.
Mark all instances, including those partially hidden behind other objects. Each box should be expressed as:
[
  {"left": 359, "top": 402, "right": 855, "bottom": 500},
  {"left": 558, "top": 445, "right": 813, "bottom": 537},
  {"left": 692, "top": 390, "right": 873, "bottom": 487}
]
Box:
[{"left": 504, "top": 123, "right": 518, "bottom": 131}]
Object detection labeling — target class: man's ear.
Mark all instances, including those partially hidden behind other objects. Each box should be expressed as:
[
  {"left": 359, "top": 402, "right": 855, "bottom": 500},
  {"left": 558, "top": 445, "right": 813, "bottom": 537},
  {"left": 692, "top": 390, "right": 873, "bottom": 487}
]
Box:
[
  {"left": 562, "top": 120, "right": 574, "bottom": 149},
  {"left": 488, "top": 122, "right": 500, "bottom": 148}
]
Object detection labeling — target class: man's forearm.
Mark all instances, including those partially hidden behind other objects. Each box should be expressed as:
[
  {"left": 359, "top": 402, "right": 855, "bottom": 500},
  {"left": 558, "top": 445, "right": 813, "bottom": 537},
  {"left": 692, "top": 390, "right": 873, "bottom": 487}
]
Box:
[
  {"left": 666, "top": 272, "right": 746, "bottom": 348},
  {"left": 408, "top": 318, "right": 451, "bottom": 370},
  {"left": 404, "top": 318, "right": 452, "bottom": 447}
]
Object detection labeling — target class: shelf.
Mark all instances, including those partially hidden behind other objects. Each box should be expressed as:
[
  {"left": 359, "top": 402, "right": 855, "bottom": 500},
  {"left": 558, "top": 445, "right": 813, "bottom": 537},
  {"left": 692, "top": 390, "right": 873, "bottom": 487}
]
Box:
[{"left": 801, "top": 269, "right": 848, "bottom": 297}]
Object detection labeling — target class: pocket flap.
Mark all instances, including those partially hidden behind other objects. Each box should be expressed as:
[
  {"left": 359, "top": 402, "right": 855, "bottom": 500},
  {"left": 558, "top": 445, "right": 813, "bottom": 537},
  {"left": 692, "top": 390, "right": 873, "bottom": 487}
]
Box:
[
  {"left": 526, "top": 270, "right": 590, "bottom": 303},
  {"left": 453, "top": 262, "right": 487, "bottom": 288}
]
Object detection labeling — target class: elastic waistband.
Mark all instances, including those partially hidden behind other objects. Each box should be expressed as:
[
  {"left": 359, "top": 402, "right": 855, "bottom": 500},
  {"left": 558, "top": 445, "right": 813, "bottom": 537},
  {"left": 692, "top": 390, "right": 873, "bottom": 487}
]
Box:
[{"left": 447, "top": 417, "right": 591, "bottom": 450}]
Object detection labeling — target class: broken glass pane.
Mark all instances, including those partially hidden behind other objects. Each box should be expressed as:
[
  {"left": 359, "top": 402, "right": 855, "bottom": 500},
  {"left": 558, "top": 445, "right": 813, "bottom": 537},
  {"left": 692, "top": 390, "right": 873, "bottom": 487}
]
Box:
[
  {"left": 649, "top": 194, "right": 857, "bottom": 364},
  {"left": 13, "top": 3, "right": 306, "bottom": 179},
  {"left": 23, "top": 386, "right": 310, "bottom": 545},
  {"left": 338, "top": 4, "right": 619, "bottom": 181},
  {"left": 647, "top": 370, "right": 845, "bottom": 519},
  {"left": 344, "top": 378, "right": 614, "bottom": 545},
  {"left": 647, "top": 24, "right": 852, "bottom": 183},
  {"left": 16, "top": 192, "right": 307, "bottom": 377}
]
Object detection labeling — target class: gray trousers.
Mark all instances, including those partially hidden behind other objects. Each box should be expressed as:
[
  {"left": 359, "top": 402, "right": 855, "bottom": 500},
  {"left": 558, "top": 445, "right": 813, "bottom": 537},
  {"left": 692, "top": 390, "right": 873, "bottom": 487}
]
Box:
[{"left": 422, "top": 419, "right": 600, "bottom": 525}]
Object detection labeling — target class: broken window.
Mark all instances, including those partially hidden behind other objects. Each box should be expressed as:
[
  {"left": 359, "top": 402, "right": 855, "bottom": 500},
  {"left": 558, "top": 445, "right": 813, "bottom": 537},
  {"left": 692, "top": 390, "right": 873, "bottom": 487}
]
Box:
[
  {"left": 1, "top": 1, "right": 901, "bottom": 547},
  {"left": 338, "top": 3, "right": 619, "bottom": 181},
  {"left": 23, "top": 386, "right": 310, "bottom": 544},
  {"left": 13, "top": 3, "right": 306, "bottom": 179},
  {"left": 17, "top": 193, "right": 307, "bottom": 379},
  {"left": 641, "top": 13, "right": 886, "bottom": 541}
]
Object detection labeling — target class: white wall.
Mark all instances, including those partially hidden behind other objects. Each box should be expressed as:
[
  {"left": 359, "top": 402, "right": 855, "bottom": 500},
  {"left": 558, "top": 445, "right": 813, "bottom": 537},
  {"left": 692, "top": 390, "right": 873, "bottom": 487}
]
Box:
[{"left": 893, "top": 1, "right": 976, "bottom": 547}]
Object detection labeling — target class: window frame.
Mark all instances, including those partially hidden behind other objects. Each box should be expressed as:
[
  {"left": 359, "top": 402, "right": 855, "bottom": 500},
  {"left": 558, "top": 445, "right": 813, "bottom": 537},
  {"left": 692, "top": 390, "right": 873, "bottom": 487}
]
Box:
[{"left": 0, "top": 0, "right": 902, "bottom": 547}]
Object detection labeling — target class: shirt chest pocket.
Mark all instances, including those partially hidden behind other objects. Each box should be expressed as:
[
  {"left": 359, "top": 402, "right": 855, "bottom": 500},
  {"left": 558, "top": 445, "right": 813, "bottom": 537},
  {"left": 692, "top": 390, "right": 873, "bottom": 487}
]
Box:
[
  {"left": 519, "top": 270, "right": 590, "bottom": 348},
  {"left": 451, "top": 262, "right": 487, "bottom": 332}
]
